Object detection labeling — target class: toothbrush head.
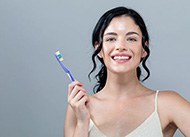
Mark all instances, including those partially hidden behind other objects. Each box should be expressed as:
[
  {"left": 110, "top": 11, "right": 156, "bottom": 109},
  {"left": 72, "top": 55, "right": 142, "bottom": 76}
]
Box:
[
  {"left": 55, "top": 51, "right": 63, "bottom": 61},
  {"left": 54, "top": 50, "right": 75, "bottom": 81}
]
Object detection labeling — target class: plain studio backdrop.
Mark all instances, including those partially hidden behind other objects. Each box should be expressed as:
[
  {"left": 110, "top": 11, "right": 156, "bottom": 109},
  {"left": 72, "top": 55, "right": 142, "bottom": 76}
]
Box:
[{"left": 0, "top": 0, "right": 189, "bottom": 137}]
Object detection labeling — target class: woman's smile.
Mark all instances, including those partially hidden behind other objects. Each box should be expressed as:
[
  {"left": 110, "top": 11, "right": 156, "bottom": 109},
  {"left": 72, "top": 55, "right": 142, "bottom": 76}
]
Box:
[{"left": 111, "top": 53, "right": 132, "bottom": 64}]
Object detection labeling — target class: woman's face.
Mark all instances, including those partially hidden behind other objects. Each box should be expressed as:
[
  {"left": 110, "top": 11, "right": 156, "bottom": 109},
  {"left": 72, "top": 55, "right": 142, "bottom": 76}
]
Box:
[{"left": 98, "top": 16, "right": 146, "bottom": 74}]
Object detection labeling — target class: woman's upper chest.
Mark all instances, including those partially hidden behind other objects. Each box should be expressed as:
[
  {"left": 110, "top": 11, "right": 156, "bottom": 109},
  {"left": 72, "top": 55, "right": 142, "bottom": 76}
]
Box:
[{"left": 88, "top": 95, "right": 155, "bottom": 136}]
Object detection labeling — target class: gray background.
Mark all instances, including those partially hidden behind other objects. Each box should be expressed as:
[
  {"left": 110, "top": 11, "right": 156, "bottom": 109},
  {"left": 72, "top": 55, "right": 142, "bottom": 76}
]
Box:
[{"left": 0, "top": 0, "right": 189, "bottom": 137}]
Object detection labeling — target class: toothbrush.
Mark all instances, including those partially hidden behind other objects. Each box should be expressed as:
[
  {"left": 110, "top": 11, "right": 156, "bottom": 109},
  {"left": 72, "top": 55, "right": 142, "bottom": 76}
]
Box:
[{"left": 54, "top": 51, "right": 75, "bottom": 81}]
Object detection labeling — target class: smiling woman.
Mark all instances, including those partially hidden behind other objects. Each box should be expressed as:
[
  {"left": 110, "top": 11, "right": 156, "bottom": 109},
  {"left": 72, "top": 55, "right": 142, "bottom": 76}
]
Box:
[
  {"left": 89, "top": 7, "right": 150, "bottom": 93},
  {"left": 64, "top": 6, "right": 190, "bottom": 137},
  {"left": 98, "top": 16, "right": 147, "bottom": 80}
]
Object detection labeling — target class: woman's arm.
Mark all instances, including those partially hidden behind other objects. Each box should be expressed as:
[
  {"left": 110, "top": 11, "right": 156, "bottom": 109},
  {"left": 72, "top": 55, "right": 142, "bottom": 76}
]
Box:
[{"left": 64, "top": 81, "right": 90, "bottom": 137}]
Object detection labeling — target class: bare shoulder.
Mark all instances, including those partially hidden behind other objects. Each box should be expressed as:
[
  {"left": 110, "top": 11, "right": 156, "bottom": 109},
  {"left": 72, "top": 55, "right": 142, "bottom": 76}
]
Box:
[
  {"left": 87, "top": 93, "right": 101, "bottom": 108},
  {"left": 158, "top": 90, "right": 190, "bottom": 112},
  {"left": 88, "top": 92, "right": 104, "bottom": 103},
  {"left": 158, "top": 90, "right": 190, "bottom": 108},
  {"left": 158, "top": 90, "right": 190, "bottom": 136}
]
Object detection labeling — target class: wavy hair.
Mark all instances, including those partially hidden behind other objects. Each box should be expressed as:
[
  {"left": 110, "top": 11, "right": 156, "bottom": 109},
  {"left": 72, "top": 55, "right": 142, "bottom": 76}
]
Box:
[{"left": 88, "top": 6, "right": 150, "bottom": 93}]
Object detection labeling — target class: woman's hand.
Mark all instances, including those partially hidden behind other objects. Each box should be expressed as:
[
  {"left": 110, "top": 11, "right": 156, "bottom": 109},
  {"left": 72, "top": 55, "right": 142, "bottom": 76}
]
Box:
[
  {"left": 64, "top": 80, "right": 90, "bottom": 137},
  {"left": 68, "top": 81, "right": 90, "bottom": 124}
]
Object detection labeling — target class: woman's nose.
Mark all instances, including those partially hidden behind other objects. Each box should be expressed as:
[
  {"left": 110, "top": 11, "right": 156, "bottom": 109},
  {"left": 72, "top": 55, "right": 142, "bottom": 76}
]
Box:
[{"left": 115, "top": 40, "right": 127, "bottom": 51}]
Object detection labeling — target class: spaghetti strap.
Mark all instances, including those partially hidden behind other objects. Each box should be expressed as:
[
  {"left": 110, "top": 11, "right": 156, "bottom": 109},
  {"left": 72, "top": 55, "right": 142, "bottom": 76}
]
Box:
[
  {"left": 89, "top": 119, "right": 94, "bottom": 132},
  {"left": 154, "top": 90, "right": 160, "bottom": 112}
]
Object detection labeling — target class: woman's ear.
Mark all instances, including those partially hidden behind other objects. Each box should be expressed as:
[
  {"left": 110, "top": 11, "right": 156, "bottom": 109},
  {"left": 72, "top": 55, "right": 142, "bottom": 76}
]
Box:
[
  {"left": 141, "top": 41, "right": 148, "bottom": 58},
  {"left": 141, "top": 49, "right": 147, "bottom": 58},
  {"left": 95, "top": 43, "right": 103, "bottom": 58}
]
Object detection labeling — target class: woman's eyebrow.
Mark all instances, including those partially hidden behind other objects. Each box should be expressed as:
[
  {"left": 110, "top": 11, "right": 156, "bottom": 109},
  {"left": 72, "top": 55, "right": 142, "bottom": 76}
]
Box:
[
  {"left": 104, "top": 32, "right": 117, "bottom": 36},
  {"left": 104, "top": 31, "right": 140, "bottom": 36},
  {"left": 126, "top": 31, "right": 140, "bottom": 36}
]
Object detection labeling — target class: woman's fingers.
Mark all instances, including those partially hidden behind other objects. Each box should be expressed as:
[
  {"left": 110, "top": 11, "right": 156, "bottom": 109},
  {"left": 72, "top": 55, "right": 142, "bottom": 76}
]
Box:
[
  {"left": 68, "top": 80, "right": 83, "bottom": 90},
  {"left": 78, "top": 95, "right": 88, "bottom": 106},
  {"left": 67, "top": 80, "right": 88, "bottom": 107},
  {"left": 69, "top": 90, "right": 86, "bottom": 107},
  {"left": 68, "top": 86, "right": 86, "bottom": 101},
  {"left": 68, "top": 80, "right": 83, "bottom": 96}
]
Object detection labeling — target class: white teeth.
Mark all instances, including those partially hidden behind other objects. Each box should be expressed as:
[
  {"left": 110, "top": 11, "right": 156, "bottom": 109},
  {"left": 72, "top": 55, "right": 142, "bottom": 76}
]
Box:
[{"left": 113, "top": 56, "right": 130, "bottom": 60}]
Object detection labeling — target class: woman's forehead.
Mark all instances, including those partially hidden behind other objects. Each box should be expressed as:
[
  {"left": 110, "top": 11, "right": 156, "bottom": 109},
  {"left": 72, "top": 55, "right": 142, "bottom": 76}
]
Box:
[{"left": 104, "top": 16, "right": 142, "bottom": 36}]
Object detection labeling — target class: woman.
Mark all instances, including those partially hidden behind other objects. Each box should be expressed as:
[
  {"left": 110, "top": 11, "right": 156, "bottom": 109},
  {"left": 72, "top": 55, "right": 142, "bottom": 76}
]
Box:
[{"left": 64, "top": 7, "right": 190, "bottom": 137}]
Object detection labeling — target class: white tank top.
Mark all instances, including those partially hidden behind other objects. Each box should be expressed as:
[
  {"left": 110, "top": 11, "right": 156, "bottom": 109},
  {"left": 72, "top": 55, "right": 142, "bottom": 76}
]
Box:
[{"left": 88, "top": 90, "right": 163, "bottom": 137}]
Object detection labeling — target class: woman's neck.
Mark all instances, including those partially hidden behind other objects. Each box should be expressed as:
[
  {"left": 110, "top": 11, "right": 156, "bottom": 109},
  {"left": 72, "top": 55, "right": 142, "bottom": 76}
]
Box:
[{"left": 100, "top": 70, "right": 147, "bottom": 99}]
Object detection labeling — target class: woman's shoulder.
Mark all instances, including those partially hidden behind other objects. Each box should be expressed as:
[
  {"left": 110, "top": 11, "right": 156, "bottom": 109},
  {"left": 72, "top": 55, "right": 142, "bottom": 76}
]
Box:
[
  {"left": 87, "top": 92, "right": 103, "bottom": 108},
  {"left": 158, "top": 90, "right": 190, "bottom": 122},
  {"left": 158, "top": 90, "right": 190, "bottom": 110},
  {"left": 88, "top": 91, "right": 105, "bottom": 101},
  {"left": 158, "top": 90, "right": 188, "bottom": 104},
  {"left": 158, "top": 90, "right": 181, "bottom": 99}
]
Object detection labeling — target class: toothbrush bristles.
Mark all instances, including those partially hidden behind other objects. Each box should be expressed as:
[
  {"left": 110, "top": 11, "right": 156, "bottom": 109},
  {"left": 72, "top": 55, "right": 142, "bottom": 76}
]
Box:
[{"left": 55, "top": 51, "right": 63, "bottom": 61}]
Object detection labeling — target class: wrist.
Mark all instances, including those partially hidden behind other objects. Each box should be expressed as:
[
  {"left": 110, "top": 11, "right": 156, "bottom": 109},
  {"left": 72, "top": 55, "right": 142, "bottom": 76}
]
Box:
[
  {"left": 77, "top": 118, "right": 89, "bottom": 125},
  {"left": 74, "top": 120, "right": 89, "bottom": 137},
  {"left": 76, "top": 119, "right": 89, "bottom": 130}
]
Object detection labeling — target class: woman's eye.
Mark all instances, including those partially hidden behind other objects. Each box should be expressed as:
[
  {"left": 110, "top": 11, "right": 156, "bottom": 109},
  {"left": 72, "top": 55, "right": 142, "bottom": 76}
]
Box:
[
  {"left": 127, "top": 37, "right": 137, "bottom": 42},
  {"left": 105, "top": 37, "right": 116, "bottom": 42}
]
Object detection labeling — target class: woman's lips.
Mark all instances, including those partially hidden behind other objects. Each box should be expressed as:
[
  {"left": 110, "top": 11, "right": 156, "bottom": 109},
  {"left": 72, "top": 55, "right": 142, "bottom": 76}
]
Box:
[{"left": 111, "top": 54, "right": 132, "bottom": 63}]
